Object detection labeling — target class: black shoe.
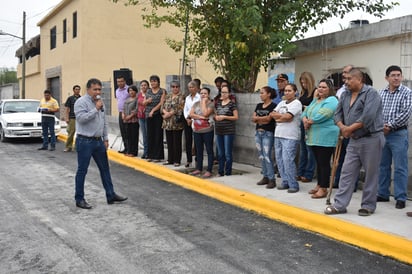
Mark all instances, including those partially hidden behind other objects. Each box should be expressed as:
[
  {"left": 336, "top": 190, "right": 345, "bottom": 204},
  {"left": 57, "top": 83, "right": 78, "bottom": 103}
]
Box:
[
  {"left": 76, "top": 200, "right": 92, "bottom": 209},
  {"left": 396, "top": 200, "right": 406, "bottom": 209},
  {"left": 377, "top": 196, "right": 390, "bottom": 202},
  {"left": 118, "top": 149, "right": 126, "bottom": 154},
  {"left": 38, "top": 147, "right": 48, "bottom": 150},
  {"left": 266, "top": 179, "right": 276, "bottom": 189},
  {"left": 257, "top": 177, "right": 269, "bottom": 185},
  {"left": 107, "top": 194, "right": 128, "bottom": 204},
  {"left": 49, "top": 147, "right": 55, "bottom": 151}
]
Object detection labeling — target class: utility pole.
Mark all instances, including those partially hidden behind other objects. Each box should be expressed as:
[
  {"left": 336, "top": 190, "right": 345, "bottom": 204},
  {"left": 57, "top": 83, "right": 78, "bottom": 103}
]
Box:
[
  {"left": 22, "top": 11, "right": 26, "bottom": 99},
  {"left": 181, "top": 5, "right": 189, "bottom": 93}
]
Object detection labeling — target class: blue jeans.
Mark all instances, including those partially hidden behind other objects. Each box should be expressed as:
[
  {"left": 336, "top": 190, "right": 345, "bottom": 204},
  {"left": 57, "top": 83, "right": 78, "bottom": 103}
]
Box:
[
  {"left": 255, "top": 130, "right": 275, "bottom": 180},
  {"left": 378, "top": 129, "right": 409, "bottom": 201},
  {"left": 75, "top": 137, "right": 115, "bottom": 202},
  {"left": 193, "top": 130, "right": 214, "bottom": 172},
  {"left": 41, "top": 116, "right": 56, "bottom": 148},
  {"left": 139, "top": 118, "right": 148, "bottom": 157},
  {"left": 216, "top": 134, "right": 235, "bottom": 175},
  {"left": 298, "top": 122, "right": 315, "bottom": 179},
  {"left": 275, "top": 137, "right": 299, "bottom": 190}
]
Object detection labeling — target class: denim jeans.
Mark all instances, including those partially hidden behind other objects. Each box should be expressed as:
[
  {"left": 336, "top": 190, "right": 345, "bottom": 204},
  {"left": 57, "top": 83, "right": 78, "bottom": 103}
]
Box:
[
  {"left": 193, "top": 130, "right": 214, "bottom": 172},
  {"left": 298, "top": 122, "right": 315, "bottom": 179},
  {"left": 255, "top": 130, "right": 275, "bottom": 180},
  {"left": 275, "top": 137, "right": 299, "bottom": 190},
  {"left": 41, "top": 116, "right": 56, "bottom": 148},
  {"left": 378, "top": 129, "right": 409, "bottom": 201},
  {"left": 75, "top": 137, "right": 115, "bottom": 202},
  {"left": 139, "top": 118, "right": 148, "bottom": 157},
  {"left": 216, "top": 134, "right": 235, "bottom": 175}
]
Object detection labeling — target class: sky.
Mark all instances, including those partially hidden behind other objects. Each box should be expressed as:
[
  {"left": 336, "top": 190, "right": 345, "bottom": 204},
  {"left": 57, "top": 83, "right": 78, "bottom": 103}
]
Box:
[{"left": 0, "top": 0, "right": 411, "bottom": 69}]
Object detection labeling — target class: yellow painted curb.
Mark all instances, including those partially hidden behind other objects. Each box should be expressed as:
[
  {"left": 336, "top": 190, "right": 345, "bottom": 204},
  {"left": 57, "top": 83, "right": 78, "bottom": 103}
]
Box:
[{"left": 58, "top": 134, "right": 412, "bottom": 265}]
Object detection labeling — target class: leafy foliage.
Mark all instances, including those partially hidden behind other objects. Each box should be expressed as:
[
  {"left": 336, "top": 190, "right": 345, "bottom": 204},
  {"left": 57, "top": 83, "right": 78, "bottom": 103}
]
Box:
[
  {"left": 0, "top": 68, "right": 17, "bottom": 85},
  {"left": 112, "top": 0, "right": 397, "bottom": 92}
]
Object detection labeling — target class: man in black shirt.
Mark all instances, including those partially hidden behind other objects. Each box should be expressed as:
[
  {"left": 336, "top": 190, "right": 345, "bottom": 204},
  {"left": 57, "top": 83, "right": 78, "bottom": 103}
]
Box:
[{"left": 64, "top": 85, "right": 81, "bottom": 152}]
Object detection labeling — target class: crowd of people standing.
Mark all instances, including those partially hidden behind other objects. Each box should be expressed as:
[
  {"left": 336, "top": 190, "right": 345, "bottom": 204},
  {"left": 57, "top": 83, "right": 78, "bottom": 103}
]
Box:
[{"left": 94, "top": 65, "right": 411, "bottom": 217}]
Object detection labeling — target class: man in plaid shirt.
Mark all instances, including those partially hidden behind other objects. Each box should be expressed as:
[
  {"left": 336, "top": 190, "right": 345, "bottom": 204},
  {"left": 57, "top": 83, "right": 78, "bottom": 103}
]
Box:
[{"left": 377, "top": 65, "right": 412, "bottom": 209}]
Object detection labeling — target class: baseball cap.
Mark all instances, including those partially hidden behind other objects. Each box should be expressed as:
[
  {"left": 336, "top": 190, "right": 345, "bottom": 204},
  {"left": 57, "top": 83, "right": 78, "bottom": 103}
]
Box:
[{"left": 276, "top": 73, "right": 288, "bottom": 81}]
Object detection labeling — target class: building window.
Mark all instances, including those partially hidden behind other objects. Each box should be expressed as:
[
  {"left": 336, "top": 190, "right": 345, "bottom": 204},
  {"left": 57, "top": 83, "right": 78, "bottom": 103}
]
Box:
[
  {"left": 73, "top": 12, "right": 77, "bottom": 38},
  {"left": 63, "top": 19, "right": 67, "bottom": 43},
  {"left": 50, "top": 26, "right": 56, "bottom": 49}
]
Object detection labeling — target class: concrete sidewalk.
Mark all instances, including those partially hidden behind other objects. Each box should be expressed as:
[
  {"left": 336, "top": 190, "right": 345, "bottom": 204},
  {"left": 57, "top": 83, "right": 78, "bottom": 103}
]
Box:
[{"left": 58, "top": 131, "right": 412, "bottom": 265}]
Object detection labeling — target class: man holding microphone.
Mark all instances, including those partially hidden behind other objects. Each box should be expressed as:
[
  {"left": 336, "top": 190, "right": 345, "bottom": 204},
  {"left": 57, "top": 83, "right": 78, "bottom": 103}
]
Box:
[{"left": 73, "top": 78, "right": 127, "bottom": 209}]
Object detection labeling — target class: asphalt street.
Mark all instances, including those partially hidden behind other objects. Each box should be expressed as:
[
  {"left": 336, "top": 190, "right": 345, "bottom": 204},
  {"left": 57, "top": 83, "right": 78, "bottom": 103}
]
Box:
[{"left": 0, "top": 139, "right": 411, "bottom": 273}]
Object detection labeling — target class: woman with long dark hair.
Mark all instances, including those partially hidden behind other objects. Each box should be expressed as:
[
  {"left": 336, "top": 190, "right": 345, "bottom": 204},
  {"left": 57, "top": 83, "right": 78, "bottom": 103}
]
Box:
[
  {"left": 253, "top": 86, "right": 277, "bottom": 188},
  {"left": 144, "top": 75, "right": 166, "bottom": 162},
  {"left": 302, "top": 79, "right": 339, "bottom": 198},
  {"left": 137, "top": 80, "right": 149, "bottom": 158},
  {"left": 214, "top": 85, "right": 238, "bottom": 176}
]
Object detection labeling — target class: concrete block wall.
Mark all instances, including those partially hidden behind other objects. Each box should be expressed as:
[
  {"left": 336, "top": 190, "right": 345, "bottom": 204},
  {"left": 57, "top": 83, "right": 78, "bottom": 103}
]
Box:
[{"left": 232, "top": 93, "right": 261, "bottom": 166}]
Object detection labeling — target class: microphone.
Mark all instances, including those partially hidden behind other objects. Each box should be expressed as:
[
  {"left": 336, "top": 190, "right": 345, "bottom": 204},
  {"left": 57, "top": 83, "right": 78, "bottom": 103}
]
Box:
[{"left": 96, "top": 95, "right": 104, "bottom": 112}]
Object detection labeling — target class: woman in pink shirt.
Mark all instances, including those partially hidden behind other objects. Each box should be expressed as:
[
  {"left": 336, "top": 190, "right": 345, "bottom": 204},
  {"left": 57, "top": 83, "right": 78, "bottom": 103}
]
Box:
[{"left": 137, "top": 80, "right": 149, "bottom": 158}]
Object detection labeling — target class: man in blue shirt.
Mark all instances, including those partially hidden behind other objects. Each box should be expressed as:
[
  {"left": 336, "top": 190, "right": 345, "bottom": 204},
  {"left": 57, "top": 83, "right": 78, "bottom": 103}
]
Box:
[{"left": 74, "top": 78, "right": 127, "bottom": 209}]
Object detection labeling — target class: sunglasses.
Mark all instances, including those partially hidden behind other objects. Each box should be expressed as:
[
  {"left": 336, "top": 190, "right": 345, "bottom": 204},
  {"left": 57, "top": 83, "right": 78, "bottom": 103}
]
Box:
[{"left": 171, "top": 85, "right": 179, "bottom": 88}]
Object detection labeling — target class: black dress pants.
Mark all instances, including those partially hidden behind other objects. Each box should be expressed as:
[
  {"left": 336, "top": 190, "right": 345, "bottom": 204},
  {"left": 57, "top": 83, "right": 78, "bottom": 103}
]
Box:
[
  {"left": 166, "top": 129, "right": 183, "bottom": 164},
  {"left": 147, "top": 112, "right": 164, "bottom": 160},
  {"left": 125, "top": 122, "right": 139, "bottom": 156}
]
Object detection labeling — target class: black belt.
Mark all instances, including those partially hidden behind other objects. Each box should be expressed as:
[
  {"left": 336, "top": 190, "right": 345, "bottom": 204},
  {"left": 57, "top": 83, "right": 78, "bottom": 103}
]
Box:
[
  {"left": 352, "top": 131, "right": 382, "bottom": 140},
  {"left": 77, "top": 134, "right": 102, "bottom": 140},
  {"left": 393, "top": 125, "right": 407, "bottom": 132}
]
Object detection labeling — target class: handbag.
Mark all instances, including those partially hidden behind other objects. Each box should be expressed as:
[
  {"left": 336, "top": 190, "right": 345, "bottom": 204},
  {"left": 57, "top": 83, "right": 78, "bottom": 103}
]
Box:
[{"left": 193, "top": 119, "right": 210, "bottom": 131}]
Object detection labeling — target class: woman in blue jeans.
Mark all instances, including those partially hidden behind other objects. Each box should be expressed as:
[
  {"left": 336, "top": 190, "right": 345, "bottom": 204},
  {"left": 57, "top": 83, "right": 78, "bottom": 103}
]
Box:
[
  {"left": 270, "top": 84, "right": 302, "bottom": 193},
  {"left": 252, "top": 86, "right": 277, "bottom": 188},
  {"left": 297, "top": 72, "right": 316, "bottom": 182},
  {"left": 214, "top": 86, "right": 239, "bottom": 176},
  {"left": 190, "top": 87, "right": 215, "bottom": 178}
]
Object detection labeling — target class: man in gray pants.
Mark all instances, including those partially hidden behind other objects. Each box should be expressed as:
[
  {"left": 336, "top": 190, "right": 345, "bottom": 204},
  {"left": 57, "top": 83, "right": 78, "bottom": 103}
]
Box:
[{"left": 324, "top": 68, "right": 385, "bottom": 216}]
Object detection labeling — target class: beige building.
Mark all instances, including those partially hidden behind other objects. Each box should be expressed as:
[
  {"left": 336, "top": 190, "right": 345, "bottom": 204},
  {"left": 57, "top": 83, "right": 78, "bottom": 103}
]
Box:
[{"left": 15, "top": 0, "right": 267, "bottom": 117}]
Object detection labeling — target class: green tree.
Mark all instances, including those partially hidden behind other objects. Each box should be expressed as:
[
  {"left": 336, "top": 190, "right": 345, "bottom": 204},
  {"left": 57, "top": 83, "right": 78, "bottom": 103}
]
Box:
[
  {"left": 0, "top": 68, "right": 17, "bottom": 85},
  {"left": 113, "top": 0, "right": 396, "bottom": 92}
]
